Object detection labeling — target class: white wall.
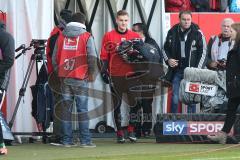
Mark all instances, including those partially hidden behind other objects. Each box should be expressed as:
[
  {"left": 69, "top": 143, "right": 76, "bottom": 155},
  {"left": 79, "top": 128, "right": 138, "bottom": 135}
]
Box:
[{"left": 0, "top": 0, "right": 54, "bottom": 132}]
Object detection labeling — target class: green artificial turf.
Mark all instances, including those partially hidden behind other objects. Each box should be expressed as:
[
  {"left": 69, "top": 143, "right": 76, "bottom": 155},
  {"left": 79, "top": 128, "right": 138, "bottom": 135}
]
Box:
[{"left": 1, "top": 138, "right": 240, "bottom": 160}]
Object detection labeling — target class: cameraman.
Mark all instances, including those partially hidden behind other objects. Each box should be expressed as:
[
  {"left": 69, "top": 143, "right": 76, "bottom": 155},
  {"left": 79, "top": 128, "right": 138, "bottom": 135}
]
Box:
[
  {"left": 206, "top": 18, "right": 234, "bottom": 113},
  {"left": 207, "top": 18, "right": 234, "bottom": 71},
  {"left": 132, "top": 23, "right": 162, "bottom": 137},
  {"left": 0, "top": 20, "right": 15, "bottom": 155}
]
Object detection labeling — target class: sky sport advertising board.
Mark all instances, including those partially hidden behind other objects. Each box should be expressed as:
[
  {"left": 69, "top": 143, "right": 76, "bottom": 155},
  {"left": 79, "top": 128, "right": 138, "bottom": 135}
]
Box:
[{"left": 163, "top": 121, "right": 225, "bottom": 135}]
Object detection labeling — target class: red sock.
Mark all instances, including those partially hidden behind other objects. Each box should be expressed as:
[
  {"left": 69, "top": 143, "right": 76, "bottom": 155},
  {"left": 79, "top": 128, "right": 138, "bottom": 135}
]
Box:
[
  {"left": 116, "top": 130, "right": 124, "bottom": 137},
  {"left": 127, "top": 125, "right": 134, "bottom": 133}
]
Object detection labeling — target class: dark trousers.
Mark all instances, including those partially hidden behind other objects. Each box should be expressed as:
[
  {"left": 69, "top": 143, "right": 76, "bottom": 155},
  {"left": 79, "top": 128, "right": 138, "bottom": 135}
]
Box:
[
  {"left": 48, "top": 72, "right": 62, "bottom": 139},
  {"left": 141, "top": 98, "right": 153, "bottom": 133},
  {"left": 222, "top": 97, "right": 240, "bottom": 133},
  {"left": 133, "top": 98, "right": 153, "bottom": 136},
  {"left": 111, "top": 76, "right": 139, "bottom": 131}
]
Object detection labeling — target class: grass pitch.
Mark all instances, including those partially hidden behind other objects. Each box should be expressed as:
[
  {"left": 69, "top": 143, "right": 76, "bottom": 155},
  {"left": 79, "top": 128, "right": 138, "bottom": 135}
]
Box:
[{"left": 1, "top": 138, "right": 240, "bottom": 160}]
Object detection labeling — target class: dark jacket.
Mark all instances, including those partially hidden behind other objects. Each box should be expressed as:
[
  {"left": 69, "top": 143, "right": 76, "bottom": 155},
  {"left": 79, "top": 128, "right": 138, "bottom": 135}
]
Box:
[
  {"left": 145, "top": 37, "right": 163, "bottom": 63},
  {"left": 163, "top": 23, "right": 207, "bottom": 70},
  {"left": 0, "top": 21, "right": 15, "bottom": 90},
  {"left": 226, "top": 47, "right": 240, "bottom": 98},
  {"left": 206, "top": 35, "right": 233, "bottom": 70}
]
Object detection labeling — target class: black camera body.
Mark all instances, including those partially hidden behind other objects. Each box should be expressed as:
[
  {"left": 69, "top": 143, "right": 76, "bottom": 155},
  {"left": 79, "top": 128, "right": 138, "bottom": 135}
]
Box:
[
  {"left": 218, "top": 58, "right": 226, "bottom": 64},
  {"left": 217, "top": 58, "right": 227, "bottom": 70},
  {"left": 117, "top": 39, "right": 145, "bottom": 62},
  {"left": 31, "top": 39, "right": 46, "bottom": 49},
  {"left": 31, "top": 39, "right": 47, "bottom": 60}
]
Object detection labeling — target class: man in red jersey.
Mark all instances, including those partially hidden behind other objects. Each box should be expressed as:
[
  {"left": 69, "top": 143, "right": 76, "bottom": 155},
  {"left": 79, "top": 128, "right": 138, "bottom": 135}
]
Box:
[{"left": 100, "top": 10, "right": 141, "bottom": 143}]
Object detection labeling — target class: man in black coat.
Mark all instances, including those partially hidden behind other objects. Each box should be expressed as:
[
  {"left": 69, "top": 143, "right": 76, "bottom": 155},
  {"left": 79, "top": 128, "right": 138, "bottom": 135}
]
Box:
[
  {"left": 131, "top": 23, "right": 162, "bottom": 137},
  {"left": 163, "top": 11, "right": 207, "bottom": 113},
  {"left": 0, "top": 20, "right": 15, "bottom": 155}
]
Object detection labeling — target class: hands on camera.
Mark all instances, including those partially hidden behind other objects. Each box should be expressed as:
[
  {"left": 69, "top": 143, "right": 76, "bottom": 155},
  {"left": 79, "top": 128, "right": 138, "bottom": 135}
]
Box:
[
  {"left": 217, "top": 59, "right": 226, "bottom": 70},
  {"left": 208, "top": 59, "right": 226, "bottom": 70}
]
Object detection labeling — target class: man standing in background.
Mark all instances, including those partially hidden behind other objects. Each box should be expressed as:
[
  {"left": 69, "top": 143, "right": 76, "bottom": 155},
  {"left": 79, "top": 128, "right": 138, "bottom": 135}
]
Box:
[
  {"left": 0, "top": 20, "right": 15, "bottom": 155},
  {"left": 52, "top": 12, "right": 96, "bottom": 147},
  {"left": 131, "top": 23, "right": 162, "bottom": 137},
  {"left": 163, "top": 11, "right": 207, "bottom": 113},
  {"left": 46, "top": 9, "right": 72, "bottom": 143}
]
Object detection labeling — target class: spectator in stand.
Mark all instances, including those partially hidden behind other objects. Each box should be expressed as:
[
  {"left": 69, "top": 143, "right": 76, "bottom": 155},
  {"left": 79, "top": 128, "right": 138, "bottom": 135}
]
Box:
[
  {"left": 191, "top": 0, "right": 211, "bottom": 12},
  {"left": 229, "top": 0, "right": 240, "bottom": 12},
  {"left": 209, "top": 0, "right": 221, "bottom": 12},
  {"left": 220, "top": 0, "right": 230, "bottom": 12},
  {"left": 165, "top": 0, "right": 195, "bottom": 12}
]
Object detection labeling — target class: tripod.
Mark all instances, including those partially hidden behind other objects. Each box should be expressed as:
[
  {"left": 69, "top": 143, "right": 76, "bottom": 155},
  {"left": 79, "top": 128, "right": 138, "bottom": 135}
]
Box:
[{"left": 9, "top": 41, "right": 47, "bottom": 130}]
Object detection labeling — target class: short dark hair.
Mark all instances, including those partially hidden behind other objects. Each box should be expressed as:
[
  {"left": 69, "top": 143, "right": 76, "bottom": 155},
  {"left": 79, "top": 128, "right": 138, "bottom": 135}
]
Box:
[
  {"left": 71, "top": 12, "right": 86, "bottom": 24},
  {"left": 132, "top": 23, "right": 148, "bottom": 36},
  {"left": 60, "top": 9, "right": 72, "bottom": 23},
  {"left": 179, "top": 10, "right": 192, "bottom": 19},
  {"left": 116, "top": 10, "right": 129, "bottom": 18}
]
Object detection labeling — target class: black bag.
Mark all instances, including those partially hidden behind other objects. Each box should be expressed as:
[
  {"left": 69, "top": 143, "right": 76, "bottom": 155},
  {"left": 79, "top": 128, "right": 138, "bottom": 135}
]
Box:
[{"left": 31, "top": 65, "right": 53, "bottom": 130}]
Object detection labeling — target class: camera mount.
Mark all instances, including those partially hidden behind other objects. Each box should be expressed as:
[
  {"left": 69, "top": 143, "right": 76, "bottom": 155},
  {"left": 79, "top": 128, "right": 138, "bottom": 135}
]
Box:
[{"left": 9, "top": 39, "right": 47, "bottom": 129}]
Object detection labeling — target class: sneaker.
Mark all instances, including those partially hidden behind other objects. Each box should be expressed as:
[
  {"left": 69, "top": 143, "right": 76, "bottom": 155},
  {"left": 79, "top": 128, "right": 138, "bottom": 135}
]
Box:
[
  {"left": 50, "top": 142, "right": 77, "bottom": 148},
  {"left": 80, "top": 143, "right": 96, "bottom": 148},
  {"left": 117, "top": 136, "right": 126, "bottom": 143},
  {"left": 128, "top": 132, "right": 137, "bottom": 142},
  {"left": 63, "top": 143, "right": 77, "bottom": 148},
  {"left": 207, "top": 131, "right": 227, "bottom": 144},
  {"left": 50, "top": 142, "right": 62, "bottom": 146},
  {"left": 0, "top": 147, "right": 7, "bottom": 155}
]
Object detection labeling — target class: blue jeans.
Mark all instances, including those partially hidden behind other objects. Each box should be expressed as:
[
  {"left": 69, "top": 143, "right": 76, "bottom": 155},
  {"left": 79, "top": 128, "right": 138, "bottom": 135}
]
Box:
[
  {"left": 60, "top": 79, "right": 91, "bottom": 145},
  {"left": 0, "top": 90, "right": 4, "bottom": 144},
  {"left": 171, "top": 71, "right": 195, "bottom": 113}
]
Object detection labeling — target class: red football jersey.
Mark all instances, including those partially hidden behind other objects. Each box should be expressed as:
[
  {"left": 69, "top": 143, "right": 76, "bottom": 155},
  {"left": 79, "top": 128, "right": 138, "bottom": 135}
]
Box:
[{"left": 100, "top": 29, "right": 140, "bottom": 76}]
